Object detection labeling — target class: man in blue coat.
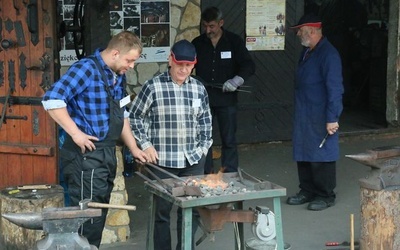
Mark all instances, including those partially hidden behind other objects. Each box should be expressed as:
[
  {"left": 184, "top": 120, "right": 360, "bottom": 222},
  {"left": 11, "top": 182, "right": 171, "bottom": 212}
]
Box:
[{"left": 286, "top": 14, "right": 344, "bottom": 211}]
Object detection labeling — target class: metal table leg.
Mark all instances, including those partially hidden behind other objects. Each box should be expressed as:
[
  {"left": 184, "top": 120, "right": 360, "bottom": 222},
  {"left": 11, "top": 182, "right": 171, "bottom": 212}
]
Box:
[
  {"left": 181, "top": 207, "right": 193, "bottom": 250},
  {"left": 146, "top": 193, "right": 156, "bottom": 250},
  {"left": 234, "top": 201, "right": 245, "bottom": 250},
  {"left": 273, "top": 197, "right": 284, "bottom": 250}
]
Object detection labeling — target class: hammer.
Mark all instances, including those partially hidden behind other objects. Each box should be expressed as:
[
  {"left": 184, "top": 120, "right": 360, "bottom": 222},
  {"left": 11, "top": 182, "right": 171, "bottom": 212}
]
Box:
[{"left": 79, "top": 198, "right": 136, "bottom": 211}]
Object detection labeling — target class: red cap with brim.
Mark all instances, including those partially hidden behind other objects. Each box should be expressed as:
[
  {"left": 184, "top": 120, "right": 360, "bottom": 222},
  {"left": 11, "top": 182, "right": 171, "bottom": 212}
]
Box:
[
  {"left": 171, "top": 52, "right": 197, "bottom": 64},
  {"left": 290, "top": 22, "right": 322, "bottom": 29},
  {"left": 290, "top": 14, "right": 322, "bottom": 29},
  {"left": 171, "top": 40, "right": 197, "bottom": 64}
]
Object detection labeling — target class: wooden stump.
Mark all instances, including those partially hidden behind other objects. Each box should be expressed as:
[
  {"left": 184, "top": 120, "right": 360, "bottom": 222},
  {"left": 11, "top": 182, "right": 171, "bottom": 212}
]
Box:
[
  {"left": 0, "top": 185, "right": 64, "bottom": 250},
  {"left": 360, "top": 187, "right": 400, "bottom": 250}
]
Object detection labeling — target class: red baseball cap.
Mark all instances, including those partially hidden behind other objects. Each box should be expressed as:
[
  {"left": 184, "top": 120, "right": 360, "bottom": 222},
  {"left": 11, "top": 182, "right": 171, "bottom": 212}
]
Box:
[
  {"left": 291, "top": 14, "right": 322, "bottom": 29},
  {"left": 171, "top": 39, "right": 197, "bottom": 64}
]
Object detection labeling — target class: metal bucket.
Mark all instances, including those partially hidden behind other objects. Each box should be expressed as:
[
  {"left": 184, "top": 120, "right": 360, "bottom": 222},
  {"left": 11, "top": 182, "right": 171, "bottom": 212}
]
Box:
[
  {"left": 245, "top": 238, "right": 277, "bottom": 250},
  {"left": 245, "top": 237, "right": 291, "bottom": 250}
]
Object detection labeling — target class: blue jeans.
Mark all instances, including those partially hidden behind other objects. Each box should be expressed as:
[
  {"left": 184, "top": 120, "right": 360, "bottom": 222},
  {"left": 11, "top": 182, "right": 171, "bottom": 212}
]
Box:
[
  {"left": 152, "top": 156, "right": 205, "bottom": 250},
  {"left": 205, "top": 105, "right": 238, "bottom": 174}
]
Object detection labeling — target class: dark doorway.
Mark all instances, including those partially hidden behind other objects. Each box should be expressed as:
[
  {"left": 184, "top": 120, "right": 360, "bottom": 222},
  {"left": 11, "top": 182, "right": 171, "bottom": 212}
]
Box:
[
  {"left": 199, "top": 0, "right": 389, "bottom": 145},
  {"left": 305, "top": 0, "right": 389, "bottom": 132}
]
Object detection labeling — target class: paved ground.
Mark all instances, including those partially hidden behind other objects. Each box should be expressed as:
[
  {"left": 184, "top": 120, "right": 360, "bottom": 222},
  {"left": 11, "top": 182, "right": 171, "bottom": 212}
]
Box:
[{"left": 100, "top": 130, "right": 400, "bottom": 250}]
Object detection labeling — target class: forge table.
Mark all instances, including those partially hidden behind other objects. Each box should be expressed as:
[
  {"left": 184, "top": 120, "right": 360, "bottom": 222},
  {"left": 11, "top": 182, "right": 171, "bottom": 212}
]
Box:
[{"left": 144, "top": 172, "right": 287, "bottom": 250}]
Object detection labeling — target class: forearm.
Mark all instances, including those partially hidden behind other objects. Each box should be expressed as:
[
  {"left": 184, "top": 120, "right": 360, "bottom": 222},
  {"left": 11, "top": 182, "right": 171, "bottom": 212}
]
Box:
[
  {"left": 129, "top": 116, "right": 151, "bottom": 150},
  {"left": 197, "top": 114, "right": 213, "bottom": 154},
  {"left": 121, "top": 118, "right": 149, "bottom": 163},
  {"left": 121, "top": 118, "right": 140, "bottom": 151},
  {"left": 47, "top": 107, "right": 82, "bottom": 138}
]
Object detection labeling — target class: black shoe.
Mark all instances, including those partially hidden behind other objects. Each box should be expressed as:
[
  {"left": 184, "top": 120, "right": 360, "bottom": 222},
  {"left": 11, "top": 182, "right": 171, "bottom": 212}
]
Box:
[
  {"left": 286, "top": 193, "right": 313, "bottom": 205},
  {"left": 307, "top": 199, "right": 335, "bottom": 211}
]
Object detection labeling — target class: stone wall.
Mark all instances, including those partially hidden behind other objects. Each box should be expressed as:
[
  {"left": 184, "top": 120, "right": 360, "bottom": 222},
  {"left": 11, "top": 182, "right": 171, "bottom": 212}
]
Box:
[
  {"left": 101, "top": 146, "right": 131, "bottom": 244},
  {"left": 126, "top": 0, "right": 201, "bottom": 95},
  {"left": 100, "top": 0, "right": 201, "bottom": 244}
]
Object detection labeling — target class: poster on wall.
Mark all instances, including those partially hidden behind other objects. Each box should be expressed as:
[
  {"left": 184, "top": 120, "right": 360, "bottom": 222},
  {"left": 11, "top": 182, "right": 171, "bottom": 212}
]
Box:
[
  {"left": 245, "top": 0, "right": 285, "bottom": 51},
  {"left": 59, "top": 0, "right": 171, "bottom": 66}
]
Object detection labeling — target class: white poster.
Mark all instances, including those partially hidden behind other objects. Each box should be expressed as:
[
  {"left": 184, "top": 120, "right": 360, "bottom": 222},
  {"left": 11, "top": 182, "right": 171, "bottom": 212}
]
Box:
[
  {"left": 59, "top": 0, "right": 171, "bottom": 66},
  {"left": 246, "top": 0, "right": 286, "bottom": 51}
]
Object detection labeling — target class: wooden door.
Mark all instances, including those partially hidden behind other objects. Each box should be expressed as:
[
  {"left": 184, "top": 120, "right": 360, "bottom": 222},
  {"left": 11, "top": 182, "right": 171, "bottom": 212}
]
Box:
[{"left": 0, "top": 0, "right": 58, "bottom": 189}]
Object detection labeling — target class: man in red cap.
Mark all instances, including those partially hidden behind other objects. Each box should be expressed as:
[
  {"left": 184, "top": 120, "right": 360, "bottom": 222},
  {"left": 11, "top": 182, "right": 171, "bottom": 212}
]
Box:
[
  {"left": 286, "top": 14, "right": 344, "bottom": 211},
  {"left": 130, "top": 39, "right": 212, "bottom": 249}
]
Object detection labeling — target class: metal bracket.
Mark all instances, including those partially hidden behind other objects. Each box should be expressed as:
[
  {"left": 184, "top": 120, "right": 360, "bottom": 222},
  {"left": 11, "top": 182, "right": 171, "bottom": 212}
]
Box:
[
  {"left": 14, "top": 21, "right": 26, "bottom": 47},
  {"left": 27, "top": 52, "right": 50, "bottom": 71},
  {"left": 27, "top": 0, "right": 39, "bottom": 46},
  {"left": 0, "top": 61, "right": 3, "bottom": 87},
  {"left": 13, "top": 0, "right": 21, "bottom": 15},
  {"left": 8, "top": 60, "right": 15, "bottom": 93},
  {"left": 19, "top": 53, "right": 27, "bottom": 89},
  {"left": 0, "top": 96, "right": 42, "bottom": 106},
  {"left": 33, "top": 109, "right": 39, "bottom": 136},
  {"left": 0, "top": 18, "right": 3, "bottom": 41},
  {"left": 0, "top": 115, "right": 28, "bottom": 121}
]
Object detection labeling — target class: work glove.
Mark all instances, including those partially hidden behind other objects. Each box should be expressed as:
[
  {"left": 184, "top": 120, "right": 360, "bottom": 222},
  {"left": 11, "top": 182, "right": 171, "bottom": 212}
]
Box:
[{"left": 222, "top": 75, "right": 244, "bottom": 92}]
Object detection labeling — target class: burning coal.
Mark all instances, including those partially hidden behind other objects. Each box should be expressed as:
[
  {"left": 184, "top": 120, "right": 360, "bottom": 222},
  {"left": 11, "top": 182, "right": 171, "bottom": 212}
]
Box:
[{"left": 184, "top": 171, "right": 249, "bottom": 197}]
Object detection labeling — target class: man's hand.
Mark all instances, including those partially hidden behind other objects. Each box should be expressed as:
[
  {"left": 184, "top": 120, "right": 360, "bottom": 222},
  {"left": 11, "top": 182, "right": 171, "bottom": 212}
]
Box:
[
  {"left": 326, "top": 122, "right": 339, "bottom": 135},
  {"left": 144, "top": 146, "right": 159, "bottom": 164},
  {"left": 71, "top": 131, "right": 99, "bottom": 154},
  {"left": 130, "top": 147, "right": 149, "bottom": 163},
  {"left": 222, "top": 75, "right": 244, "bottom": 92},
  {"left": 222, "top": 79, "right": 237, "bottom": 92}
]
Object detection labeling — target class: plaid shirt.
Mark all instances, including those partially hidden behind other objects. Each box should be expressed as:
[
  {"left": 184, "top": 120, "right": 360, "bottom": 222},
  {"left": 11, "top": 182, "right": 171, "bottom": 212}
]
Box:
[
  {"left": 42, "top": 49, "right": 125, "bottom": 140},
  {"left": 129, "top": 71, "right": 213, "bottom": 168}
]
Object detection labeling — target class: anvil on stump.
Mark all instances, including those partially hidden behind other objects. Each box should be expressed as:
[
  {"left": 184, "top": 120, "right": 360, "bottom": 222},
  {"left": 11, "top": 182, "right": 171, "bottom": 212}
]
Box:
[
  {"left": 346, "top": 145, "right": 400, "bottom": 190},
  {"left": 2, "top": 206, "right": 102, "bottom": 250},
  {"left": 346, "top": 145, "right": 400, "bottom": 250}
]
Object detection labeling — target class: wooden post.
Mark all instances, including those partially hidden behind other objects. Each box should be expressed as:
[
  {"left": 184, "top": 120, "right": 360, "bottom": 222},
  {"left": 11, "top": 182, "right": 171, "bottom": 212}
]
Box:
[
  {"left": 360, "top": 187, "right": 400, "bottom": 250},
  {"left": 0, "top": 185, "right": 64, "bottom": 249}
]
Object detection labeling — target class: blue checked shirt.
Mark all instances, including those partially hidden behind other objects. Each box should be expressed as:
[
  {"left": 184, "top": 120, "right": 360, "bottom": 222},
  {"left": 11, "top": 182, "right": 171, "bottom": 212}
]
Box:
[
  {"left": 129, "top": 71, "right": 213, "bottom": 168},
  {"left": 42, "top": 49, "right": 127, "bottom": 140}
]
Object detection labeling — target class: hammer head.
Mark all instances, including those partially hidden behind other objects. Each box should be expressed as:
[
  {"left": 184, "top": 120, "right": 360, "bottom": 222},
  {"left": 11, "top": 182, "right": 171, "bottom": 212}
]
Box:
[{"left": 79, "top": 198, "right": 92, "bottom": 210}]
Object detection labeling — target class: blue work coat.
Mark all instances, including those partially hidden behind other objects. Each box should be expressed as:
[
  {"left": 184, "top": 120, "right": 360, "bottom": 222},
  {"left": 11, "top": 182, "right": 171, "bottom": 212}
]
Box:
[{"left": 293, "top": 37, "right": 344, "bottom": 162}]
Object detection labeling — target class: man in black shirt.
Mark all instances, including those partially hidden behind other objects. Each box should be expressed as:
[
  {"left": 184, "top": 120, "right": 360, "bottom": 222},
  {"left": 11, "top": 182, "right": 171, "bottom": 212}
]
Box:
[{"left": 192, "top": 6, "right": 255, "bottom": 174}]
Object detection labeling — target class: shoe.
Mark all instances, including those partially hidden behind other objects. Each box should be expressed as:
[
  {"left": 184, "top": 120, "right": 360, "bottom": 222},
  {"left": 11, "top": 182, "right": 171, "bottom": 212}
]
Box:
[
  {"left": 286, "top": 193, "right": 313, "bottom": 205},
  {"left": 307, "top": 199, "right": 335, "bottom": 211}
]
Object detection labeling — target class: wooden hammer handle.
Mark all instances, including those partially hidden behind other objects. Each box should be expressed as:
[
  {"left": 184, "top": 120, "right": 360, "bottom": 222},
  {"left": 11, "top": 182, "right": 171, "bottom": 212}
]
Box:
[
  {"left": 18, "top": 184, "right": 51, "bottom": 190},
  {"left": 88, "top": 202, "right": 136, "bottom": 211}
]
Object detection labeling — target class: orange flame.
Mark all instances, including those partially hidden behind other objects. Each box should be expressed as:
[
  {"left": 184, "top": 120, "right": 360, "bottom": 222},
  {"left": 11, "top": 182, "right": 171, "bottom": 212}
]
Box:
[{"left": 190, "top": 169, "right": 228, "bottom": 189}]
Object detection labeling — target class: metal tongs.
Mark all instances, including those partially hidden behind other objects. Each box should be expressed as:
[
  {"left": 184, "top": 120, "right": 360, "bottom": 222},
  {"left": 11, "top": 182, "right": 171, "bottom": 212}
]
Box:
[
  {"left": 191, "top": 75, "right": 252, "bottom": 93},
  {"left": 136, "top": 163, "right": 203, "bottom": 197},
  {"left": 237, "top": 168, "right": 270, "bottom": 190}
]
